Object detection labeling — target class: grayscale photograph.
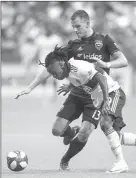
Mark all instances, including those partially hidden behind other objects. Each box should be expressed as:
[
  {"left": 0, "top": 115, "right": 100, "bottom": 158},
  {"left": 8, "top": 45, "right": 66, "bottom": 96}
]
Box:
[{"left": 1, "top": 1, "right": 136, "bottom": 178}]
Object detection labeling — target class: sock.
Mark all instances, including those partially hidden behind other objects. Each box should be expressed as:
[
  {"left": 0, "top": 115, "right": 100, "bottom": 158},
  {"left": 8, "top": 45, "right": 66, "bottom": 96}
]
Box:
[
  {"left": 60, "top": 126, "right": 75, "bottom": 138},
  {"left": 105, "top": 127, "right": 124, "bottom": 161},
  {"left": 121, "top": 133, "right": 136, "bottom": 146},
  {"left": 62, "top": 137, "right": 87, "bottom": 162}
]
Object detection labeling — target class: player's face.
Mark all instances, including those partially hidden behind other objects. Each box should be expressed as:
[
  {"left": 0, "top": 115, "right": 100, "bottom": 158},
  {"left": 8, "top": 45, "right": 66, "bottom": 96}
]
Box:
[
  {"left": 71, "top": 17, "right": 89, "bottom": 38},
  {"left": 47, "top": 60, "right": 65, "bottom": 80}
]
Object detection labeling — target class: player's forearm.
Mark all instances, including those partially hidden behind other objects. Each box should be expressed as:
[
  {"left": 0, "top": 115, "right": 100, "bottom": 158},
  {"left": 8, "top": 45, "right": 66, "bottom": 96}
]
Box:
[
  {"left": 93, "top": 73, "right": 109, "bottom": 101},
  {"left": 28, "top": 69, "right": 51, "bottom": 91},
  {"left": 107, "top": 51, "right": 128, "bottom": 68}
]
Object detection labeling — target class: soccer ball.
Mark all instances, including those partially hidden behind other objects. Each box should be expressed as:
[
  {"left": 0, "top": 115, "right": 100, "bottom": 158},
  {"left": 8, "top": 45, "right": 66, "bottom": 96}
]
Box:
[{"left": 7, "top": 150, "right": 28, "bottom": 171}]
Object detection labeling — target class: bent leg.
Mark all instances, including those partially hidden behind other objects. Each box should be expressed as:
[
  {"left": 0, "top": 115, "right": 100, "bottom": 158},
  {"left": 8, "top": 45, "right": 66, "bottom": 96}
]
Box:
[
  {"left": 55, "top": 94, "right": 82, "bottom": 141},
  {"left": 61, "top": 121, "right": 95, "bottom": 163},
  {"left": 100, "top": 115, "right": 124, "bottom": 162}
]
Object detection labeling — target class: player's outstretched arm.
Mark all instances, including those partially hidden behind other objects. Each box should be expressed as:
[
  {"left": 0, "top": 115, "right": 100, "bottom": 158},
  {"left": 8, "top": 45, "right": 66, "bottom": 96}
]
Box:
[
  {"left": 14, "top": 68, "right": 51, "bottom": 99},
  {"left": 93, "top": 73, "right": 110, "bottom": 115}
]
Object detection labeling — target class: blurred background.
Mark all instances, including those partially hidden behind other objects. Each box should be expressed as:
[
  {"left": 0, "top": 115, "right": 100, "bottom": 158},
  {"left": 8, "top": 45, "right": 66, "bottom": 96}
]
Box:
[{"left": 1, "top": 1, "right": 136, "bottom": 98}]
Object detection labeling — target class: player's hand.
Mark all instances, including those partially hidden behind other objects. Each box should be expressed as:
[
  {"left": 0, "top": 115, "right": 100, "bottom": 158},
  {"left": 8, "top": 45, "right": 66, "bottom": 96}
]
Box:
[
  {"left": 14, "top": 88, "right": 32, "bottom": 99},
  {"left": 95, "top": 60, "right": 107, "bottom": 68},
  {"left": 57, "top": 84, "right": 71, "bottom": 96},
  {"left": 91, "top": 56, "right": 108, "bottom": 68},
  {"left": 101, "top": 100, "right": 111, "bottom": 115}
]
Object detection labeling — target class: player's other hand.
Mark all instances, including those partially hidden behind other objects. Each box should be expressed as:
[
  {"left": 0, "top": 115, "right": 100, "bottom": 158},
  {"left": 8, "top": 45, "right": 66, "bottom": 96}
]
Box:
[
  {"left": 14, "top": 88, "right": 32, "bottom": 99},
  {"left": 102, "top": 100, "right": 111, "bottom": 115},
  {"left": 91, "top": 56, "right": 107, "bottom": 68},
  {"left": 57, "top": 84, "right": 71, "bottom": 96},
  {"left": 95, "top": 60, "right": 107, "bottom": 68}
]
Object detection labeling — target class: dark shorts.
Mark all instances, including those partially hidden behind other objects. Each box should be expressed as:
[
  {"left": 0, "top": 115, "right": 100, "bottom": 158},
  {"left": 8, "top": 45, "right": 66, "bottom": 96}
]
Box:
[
  {"left": 57, "top": 94, "right": 101, "bottom": 129},
  {"left": 108, "top": 88, "right": 126, "bottom": 131}
]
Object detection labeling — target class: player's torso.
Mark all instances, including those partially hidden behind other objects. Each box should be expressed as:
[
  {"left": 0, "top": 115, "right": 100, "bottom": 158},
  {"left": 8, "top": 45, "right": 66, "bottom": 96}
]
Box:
[
  {"left": 68, "top": 59, "right": 96, "bottom": 87},
  {"left": 67, "top": 59, "right": 120, "bottom": 107},
  {"left": 68, "top": 33, "right": 110, "bottom": 98},
  {"left": 70, "top": 33, "right": 111, "bottom": 73}
]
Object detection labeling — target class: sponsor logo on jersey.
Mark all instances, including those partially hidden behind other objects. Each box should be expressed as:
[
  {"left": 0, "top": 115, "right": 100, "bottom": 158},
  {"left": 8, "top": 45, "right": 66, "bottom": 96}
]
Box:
[
  {"left": 95, "top": 40, "right": 103, "bottom": 50},
  {"left": 77, "top": 53, "right": 82, "bottom": 57},
  {"left": 77, "top": 46, "right": 83, "bottom": 51},
  {"left": 83, "top": 53, "right": 102, "bottom": 60}
]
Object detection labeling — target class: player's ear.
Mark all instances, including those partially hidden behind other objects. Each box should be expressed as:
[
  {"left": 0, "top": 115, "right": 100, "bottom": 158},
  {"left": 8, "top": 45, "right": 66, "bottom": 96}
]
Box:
[
  {"left": 59, "top": 60, "right": 65, "bottom": 68},
  {"left": 86, "top": 21, "right": 90, "bottom": 27}
]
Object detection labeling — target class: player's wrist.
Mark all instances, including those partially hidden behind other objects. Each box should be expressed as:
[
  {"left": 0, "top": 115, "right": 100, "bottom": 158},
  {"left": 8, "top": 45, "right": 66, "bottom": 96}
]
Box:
[
  {"left": 106, "top": 62, "right": 111, "bottom": 68},
  {"left": 28, "top": 87, "right": 33, "bottom": 92}
]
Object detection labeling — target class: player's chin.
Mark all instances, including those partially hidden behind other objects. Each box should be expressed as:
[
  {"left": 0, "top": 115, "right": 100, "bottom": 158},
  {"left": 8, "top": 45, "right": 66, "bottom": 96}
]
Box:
[{"left": 56, "top": 75, "right": 65, "bottom": 80}]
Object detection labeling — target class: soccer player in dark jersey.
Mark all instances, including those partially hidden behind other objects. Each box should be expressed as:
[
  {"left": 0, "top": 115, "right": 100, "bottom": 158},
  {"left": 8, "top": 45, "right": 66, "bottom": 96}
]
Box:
[{"left": 15, "top": 10, "right": 136, "bottom": 173}]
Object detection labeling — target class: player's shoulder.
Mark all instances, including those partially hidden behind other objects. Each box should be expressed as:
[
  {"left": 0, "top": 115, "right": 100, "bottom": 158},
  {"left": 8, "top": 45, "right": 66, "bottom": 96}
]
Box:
[
  {"left": 67, "top": 38, "right": 82, "bottom": 46},
  {"left": 62, "top": 39, "right": 81, "bottom": 50}
]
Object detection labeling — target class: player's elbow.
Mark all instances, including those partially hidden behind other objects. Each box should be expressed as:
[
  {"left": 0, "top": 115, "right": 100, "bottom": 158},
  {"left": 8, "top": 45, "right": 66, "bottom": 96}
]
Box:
[
  {"left": 122, "top": 58, "right": 128, "bottom": 67},
  {"left": 120, "top": 53, "right": 128, "bottom": 67}
]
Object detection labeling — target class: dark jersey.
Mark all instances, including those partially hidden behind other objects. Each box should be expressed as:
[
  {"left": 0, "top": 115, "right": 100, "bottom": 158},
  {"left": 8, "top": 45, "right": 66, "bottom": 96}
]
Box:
[{"left": 63, "top": 31, "right": 120, "bottom": 98}]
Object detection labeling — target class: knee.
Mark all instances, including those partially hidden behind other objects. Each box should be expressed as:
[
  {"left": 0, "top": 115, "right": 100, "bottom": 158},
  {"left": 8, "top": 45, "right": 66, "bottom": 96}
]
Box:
[
  {"left": 78, "top": 128, "right": 92, "bottom": 142},
  {"left": 52, "top": 117, "right": 69, "bottom": 136},
  {"left": 100, "top": 120, "right": 111, "bottom": 132},
  {"left": 77, "top": 122, "right": 95, "bottom": 142},
  {"left": 100, "top": 121, "right": 105, "bottom": 132},
  {"left": 52, "top": 127, "right": 62, "bottom": 136},
  {"left": 100, "top": 115, "right": 114, "bottom": 132}
]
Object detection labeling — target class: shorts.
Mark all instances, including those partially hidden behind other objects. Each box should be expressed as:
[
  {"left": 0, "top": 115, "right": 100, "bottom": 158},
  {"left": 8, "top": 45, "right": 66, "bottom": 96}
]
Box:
[
  {"left": 57, "top": 94, "right": 101, "bottom": 129},
  {"left": 108, "top": 88, "right": 126, "bottom": 131}
]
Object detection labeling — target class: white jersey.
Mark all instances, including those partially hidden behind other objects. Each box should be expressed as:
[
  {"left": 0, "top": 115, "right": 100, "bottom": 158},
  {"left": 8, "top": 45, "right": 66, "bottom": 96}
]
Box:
[{"left": 67, "top": 58, "right": 120, "bottom": 107}]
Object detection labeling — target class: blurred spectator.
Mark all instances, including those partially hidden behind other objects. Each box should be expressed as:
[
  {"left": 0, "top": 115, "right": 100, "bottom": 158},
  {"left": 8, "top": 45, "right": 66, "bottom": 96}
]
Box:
[
  {"left": 35, "top": 32, "right": 62, "bottom": 101},
  {"left": 1, "top": 1, "right": 136, "bottom": 97},
  {"left": 19, "top": 37, "right": 38, "bottom": 77}
]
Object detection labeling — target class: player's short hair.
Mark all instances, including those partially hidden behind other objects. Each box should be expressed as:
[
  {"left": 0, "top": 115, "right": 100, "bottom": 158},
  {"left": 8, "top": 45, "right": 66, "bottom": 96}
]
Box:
[
  {"left": 45, "top": 45, "right": 68, "bottom": 68},
  {"left": 71, "top": 10, "right": 90, "bottom": 21}
]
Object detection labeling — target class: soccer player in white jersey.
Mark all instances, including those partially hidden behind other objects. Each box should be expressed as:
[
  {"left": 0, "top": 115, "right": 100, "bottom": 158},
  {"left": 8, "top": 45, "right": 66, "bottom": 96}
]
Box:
[
  {"left": 44, "top": 46, "right": 129, "bottom": 173},
  {"left": 15, "top": 45, "right": 136, "bottom": 173}
]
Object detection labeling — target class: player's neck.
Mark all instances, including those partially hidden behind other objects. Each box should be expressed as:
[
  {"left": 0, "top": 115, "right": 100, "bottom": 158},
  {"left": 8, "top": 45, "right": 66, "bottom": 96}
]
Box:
[
  {"left": 64, "top": 62, "right": 71, "bottom": 78},
  {"left": 81, "top": 29, "right": 94, "bottom": 39},
  {"left": 85, "top": 29, "right": 94, "bottom": 38}
]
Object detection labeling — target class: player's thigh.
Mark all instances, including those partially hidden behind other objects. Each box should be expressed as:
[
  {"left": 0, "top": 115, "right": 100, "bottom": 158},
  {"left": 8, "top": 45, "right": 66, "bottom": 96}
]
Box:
[
  {"left": 52, "top": 117, "right": 70, "bottom": 136},
  {"left": 83, "top": 106, "right": 101, "bottom": 129},
  {"left": 78, "top": 121, "right": 95, "bottom": 142},
  {"left": 109, "top": 88, "right": 126, "bottom": 131},
  {"left": 57, "top": 94, "right": 83, "bottom": 122}
]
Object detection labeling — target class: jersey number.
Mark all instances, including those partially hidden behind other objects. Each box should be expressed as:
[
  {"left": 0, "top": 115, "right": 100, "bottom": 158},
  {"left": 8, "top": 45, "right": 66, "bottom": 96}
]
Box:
[{"left": 92, "top": 110, "right": 101, "bottom": 120}]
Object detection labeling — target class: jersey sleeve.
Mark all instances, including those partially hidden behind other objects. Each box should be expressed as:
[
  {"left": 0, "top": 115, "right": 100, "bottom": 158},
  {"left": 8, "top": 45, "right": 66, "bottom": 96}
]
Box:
[
  {"left": 88, "top": 65, "right": 98, "bottom": 80},
  {"left": 78, "top": 61, "right": 97, "bottom": 81},
  {"left": 105, "top": 35, "right": 120, "bottom": 56}
]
